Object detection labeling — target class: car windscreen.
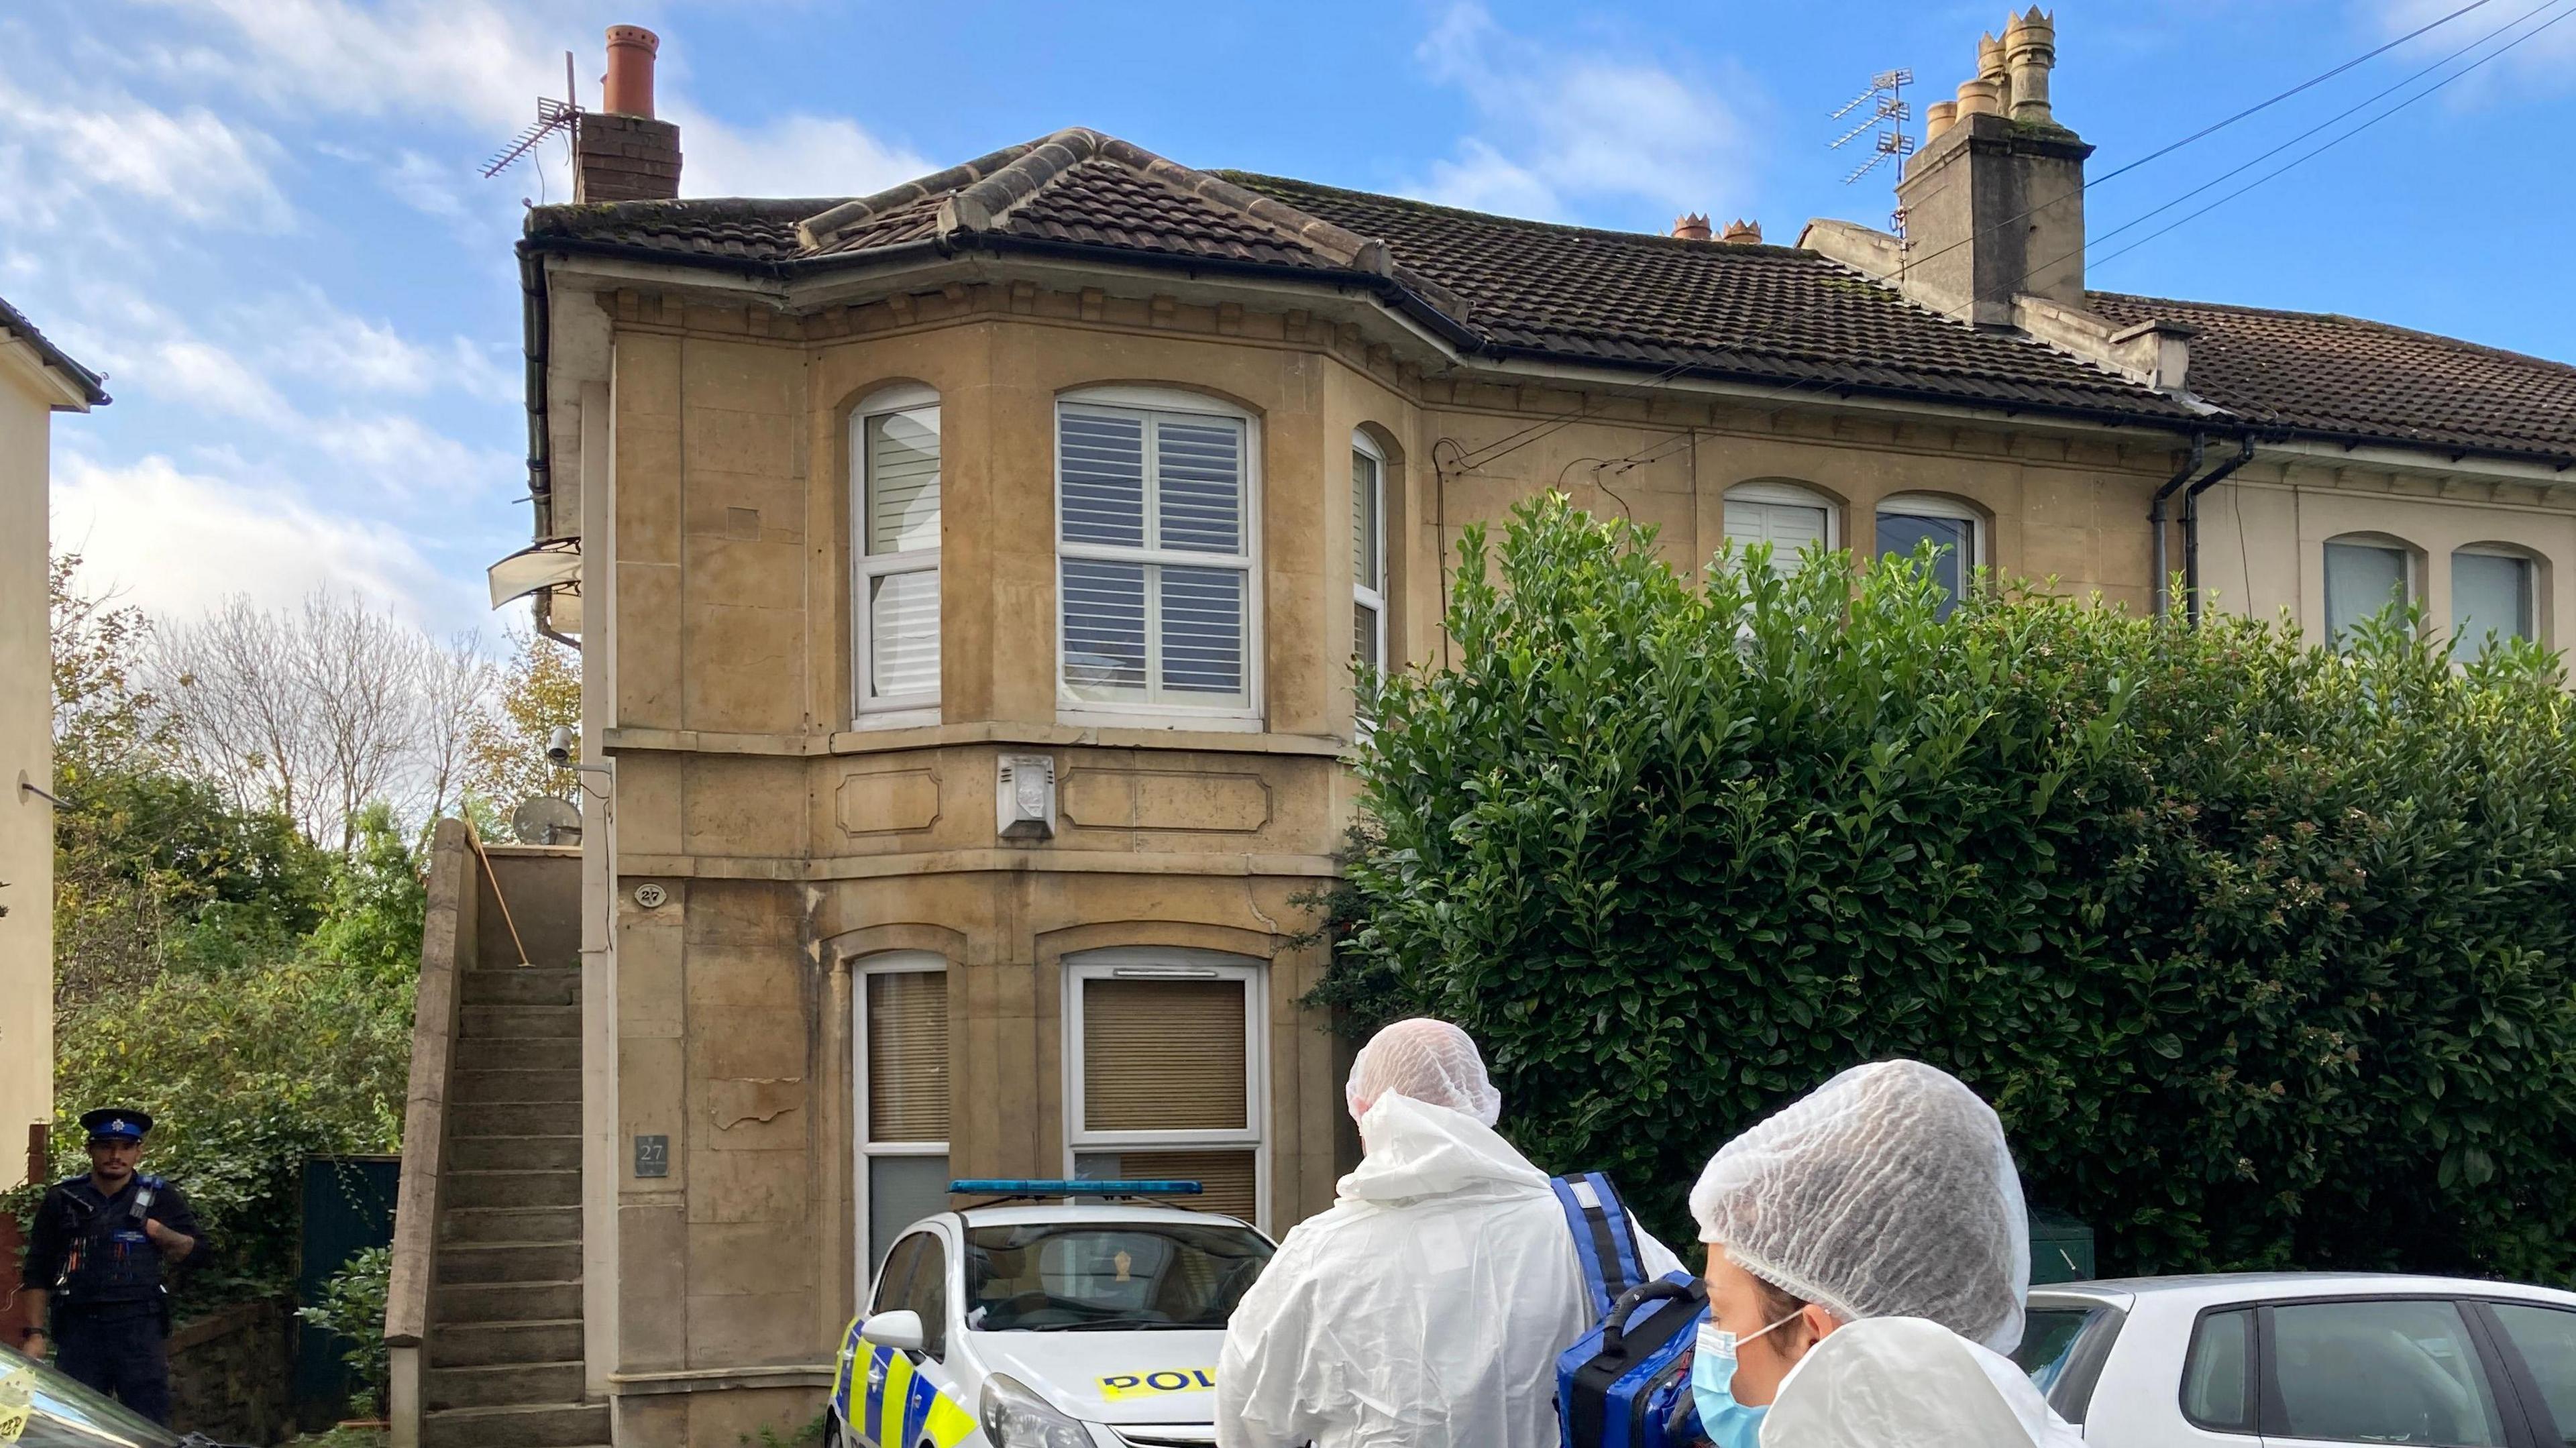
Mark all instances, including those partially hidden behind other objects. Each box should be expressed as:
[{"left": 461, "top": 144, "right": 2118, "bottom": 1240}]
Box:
[
  {"left": 964, "top": 1222, "right": 1274, "bottom": 1332},
  {"left": 0, "top": 1343, "right": 186, "bottom": 1448}
]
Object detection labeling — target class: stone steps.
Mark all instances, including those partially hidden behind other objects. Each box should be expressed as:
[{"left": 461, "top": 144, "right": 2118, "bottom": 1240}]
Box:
[
  {"left": 449, "top": 1134, "right": 582, "bottom": 1172},
  {"left": 432, "top": 1278, "right": 580, "bottom": 1325},
  {"left": 437, "top": 1240, "right": 583, "bottom": 1285},
  {"left": 439, "top": 1204, "right": 581, "bottom": 1246},
  {"left": 462, "top": 1005, "right": 580, "bottom": 1039},
  {"left": 458, "top": 966, "right": 580, "bottom": 1008},
  {"left": 447, "top": 1168, "right": 580, "bottom": 1211},
  {"left": 453, "top": 1068, "right": 582, "bottom": 1104},
  {"left": 427, "top": 1318, "right": 584, "bottom": 1369},
  {"left": 450, "top": 1101, "right": 573, "bottom": 1137},
  {"left": 421, "top": 1400, "right": 608, "bottom": 1448},
  {"left": 453, "top": 1034, "right": 581, "bottom": 1071},
  {"left": 425, "top": 1359, "right": 585, "bottom": 1410}
]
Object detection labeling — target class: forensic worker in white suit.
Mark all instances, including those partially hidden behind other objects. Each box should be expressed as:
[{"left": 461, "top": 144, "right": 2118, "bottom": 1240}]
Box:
[{"left": 1216, "top": 1018, "right": 1682, "bottom": 1448}]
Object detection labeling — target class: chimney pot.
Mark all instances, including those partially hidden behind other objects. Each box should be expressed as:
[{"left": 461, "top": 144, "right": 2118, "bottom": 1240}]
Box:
[
  {"left": 1955, "top": 74, "right": 2001, "bottom": 117},
  {"left": 1720, "top": 219, "right": 1763, "bottom": 245},
  {"left": 1670, "top": 213, "right": 1713, "bottom": 241},
  {"left": 603, "top": 24, "right": 659, "bottom": 117},
  {"left": 1924, "top": 99, "right": 1959, "bottom": 143},
  {"left": 2005, "top": 9, "right": 2058, "bottom": 125}
]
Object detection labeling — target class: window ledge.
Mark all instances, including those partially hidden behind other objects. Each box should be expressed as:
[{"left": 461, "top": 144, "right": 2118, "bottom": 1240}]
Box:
[{"left": 602, "top": 722, "right": 1356, "bottom": 759}]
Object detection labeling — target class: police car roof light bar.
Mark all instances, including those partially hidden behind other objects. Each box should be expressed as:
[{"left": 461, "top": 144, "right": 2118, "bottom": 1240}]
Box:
[{"left": 946, "top": 1178, "right": 1206, "bottom": 1209}]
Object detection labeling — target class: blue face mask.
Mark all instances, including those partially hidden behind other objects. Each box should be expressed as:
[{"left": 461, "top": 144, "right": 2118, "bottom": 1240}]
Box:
[{"left": 1690, "top": 1313, "right": 1798, "bottom": 1448}]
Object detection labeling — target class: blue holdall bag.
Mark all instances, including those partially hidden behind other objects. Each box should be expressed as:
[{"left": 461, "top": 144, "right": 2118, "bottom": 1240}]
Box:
[{"left": 1551, "top": 1172, "right": 1708, "bottom": 1448}]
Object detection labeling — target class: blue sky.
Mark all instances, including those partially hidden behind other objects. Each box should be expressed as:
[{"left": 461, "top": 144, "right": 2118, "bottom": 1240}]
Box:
[{"left": 6, "top": 0, "right": 2571, "bottom": 645}]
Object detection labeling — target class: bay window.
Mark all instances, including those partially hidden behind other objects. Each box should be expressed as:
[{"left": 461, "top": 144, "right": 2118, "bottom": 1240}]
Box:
[
  {"left": 853, "top": 386, "right": 941, "bottom": 720},
  {"left": 1065, "top": 950, "right": 1265, "bottom": 1228}
]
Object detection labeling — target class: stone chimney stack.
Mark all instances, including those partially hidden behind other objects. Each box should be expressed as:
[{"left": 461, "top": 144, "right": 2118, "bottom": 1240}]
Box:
[
  {"left": 1670, "top": 213, "right": 1713, "bottom": 241},
  {"left": 1719, "top": 219, "right": 1763, "bottom": 245},
  {"left": 574, "top": 25, "right": 682, "bottom": 203},
  {"left": 1895, "top": 8, "right": 2090, "bottom": 325}
]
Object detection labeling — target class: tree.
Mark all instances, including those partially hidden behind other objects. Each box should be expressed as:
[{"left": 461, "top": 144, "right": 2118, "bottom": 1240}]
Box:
[
  {"left": 152, "top": 594, "right": 493, "bottom": 851},
  {"left": 50, "top": 553, "right": 175, "bottom": 779},
  {"left": 463, "top": 627, "right": 582, "bottom": 830}
]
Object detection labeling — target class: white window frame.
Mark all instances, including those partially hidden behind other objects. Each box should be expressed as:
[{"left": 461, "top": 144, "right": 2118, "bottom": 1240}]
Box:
[
  {"left": 852, "top": 384, "right": 942, "bottom": 728},
  {"left": 1352, "top": 434, "right": 1387, "bottom": 738},
  {"left": 1876, "top": 492, "right": 1983, "bottom": 600},
  {"left": 2323, "top": 533, "right": 2418, "bottom": 651},
  {"left": 1723, "top": 481, "right": 1839, "bottom": 572},
  {"left": 2451, "top": 544, "right": 2540, "bottom": 655},
  {"left": 1055, "top": 386, "right": 1265, "bottom": 730},
  {"left": 853, "top": 950, "right": 949, "bottom": 1306},
  {"left": 1061, "top": 947, "right": 1269, "bottom": 1233}
]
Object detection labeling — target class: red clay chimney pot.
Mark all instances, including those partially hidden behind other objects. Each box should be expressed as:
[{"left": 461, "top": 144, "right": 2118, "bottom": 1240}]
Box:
[
  {"left": 603, "top": 25, "right": 659, "bottom": 118},
  {"left": 1670, "top": 213, "right": 1713, "bottom": 241}
]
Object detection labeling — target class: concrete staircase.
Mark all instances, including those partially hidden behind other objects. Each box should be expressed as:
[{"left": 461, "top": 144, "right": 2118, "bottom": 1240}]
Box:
[{"left": 423, "top": 962, "right": 605, "bottom": 1448}]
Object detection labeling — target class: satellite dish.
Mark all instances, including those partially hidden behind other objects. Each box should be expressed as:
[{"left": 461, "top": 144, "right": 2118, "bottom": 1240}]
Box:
[{"left": 511, "top": 795, "right": 583, "bottom": 846}]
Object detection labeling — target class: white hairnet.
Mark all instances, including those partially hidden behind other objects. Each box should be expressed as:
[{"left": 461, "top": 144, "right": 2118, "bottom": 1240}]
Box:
[
  {"left": 1688, "top": 1060, "right": 2031, "bottom": 1353},
  {"left": 1344, "top": 1019, "right": 1502, "bottom": 1125}
]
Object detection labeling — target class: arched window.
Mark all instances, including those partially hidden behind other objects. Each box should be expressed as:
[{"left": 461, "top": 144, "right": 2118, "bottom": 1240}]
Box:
[
  {"left": 1876, "top": 494, "right": 1983, "bottom": 618},
  {"left": 2452, "top": 545, "right": 2538, "bottom": 659},
  {"left": 1352, "top": 433, "right": 1387, "bottom": 674},
  {"left": 1723, "top": 481, "right": 1835, "bottom": 576},
  {"left": 2323, "top": 534, "right": 2414, "bottom": 650},
  {"left": 1056, "top": 386, "right": 1260, "bottom": 722},
  {"left": 852, "top": 384, "right": 941, "bottom": 722}
]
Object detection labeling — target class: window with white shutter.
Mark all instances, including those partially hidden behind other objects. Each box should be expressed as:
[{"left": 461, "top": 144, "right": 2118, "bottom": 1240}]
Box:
[
  {"left": 1352, "top": 436, "right": 1386, "bottom": 675},
  {"left": 1057, "top": 392, "right": 1259, "bottom": 722},
  {"left": 853, "top": 386, "right": 941, "bottom": 721},
  {"left": 1064, "top": 949, "right": 1267, "bottom": 1229},
  {"left": 1722, "top": 481, "right": 1836, "bottom": 577}
]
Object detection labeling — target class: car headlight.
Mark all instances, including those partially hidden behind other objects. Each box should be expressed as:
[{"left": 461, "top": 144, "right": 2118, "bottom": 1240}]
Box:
[{"left": 979, "top": 1373, "right": 1093, "bottom": 1448}]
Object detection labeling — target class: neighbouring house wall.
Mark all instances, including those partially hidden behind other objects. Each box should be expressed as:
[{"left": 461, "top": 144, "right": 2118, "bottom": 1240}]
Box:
[
  {"left": 2194, "top": 459, "right": 2576, "bottom": 647},
  {"left": 0, "top": 376, "right": 51, "bottom": 1189}
]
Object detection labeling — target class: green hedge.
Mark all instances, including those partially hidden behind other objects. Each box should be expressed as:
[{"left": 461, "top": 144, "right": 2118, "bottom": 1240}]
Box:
[{"left": 1322, "top": 496, "right": 2576, "bottom": 1281}]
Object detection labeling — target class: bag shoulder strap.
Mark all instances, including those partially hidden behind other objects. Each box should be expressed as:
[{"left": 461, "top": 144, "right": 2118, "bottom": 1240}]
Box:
[{"left": 1548, "top": 1171, "right": 1646, "bottom": 1324}]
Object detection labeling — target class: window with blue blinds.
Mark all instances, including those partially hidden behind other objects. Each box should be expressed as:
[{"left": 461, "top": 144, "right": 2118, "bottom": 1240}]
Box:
[{"left": 1057, "top": 402, "right": 1254, "bottom": 713}]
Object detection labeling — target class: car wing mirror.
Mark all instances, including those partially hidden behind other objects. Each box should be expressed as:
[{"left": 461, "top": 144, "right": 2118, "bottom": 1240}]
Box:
[{"left": 860, "top": 1308, "right": 926, "bottom": 1353}]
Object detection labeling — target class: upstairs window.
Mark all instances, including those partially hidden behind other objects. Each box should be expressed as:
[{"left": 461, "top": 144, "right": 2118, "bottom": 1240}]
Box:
[
  {"left": 854, "top": 386, "right": 941, "bottom": 719},
  {"left": 1352, "top": 435, "right": 1386, "bottom": 675},
  {"left": 1723, "top": 482, "right": 1835, "bottom": 577},
  {"left": 2323, "top": 536, "right": 2411, "bottom": 651},
  {"left": 1057, "top": 392, "right": 1258, "bottom": 720},
  {"left": 1876, "top": 494, "right": 1982, "bottom": 619},
  {"left": 2451, "top": 547, "right": 2536, "bottom": 659}
]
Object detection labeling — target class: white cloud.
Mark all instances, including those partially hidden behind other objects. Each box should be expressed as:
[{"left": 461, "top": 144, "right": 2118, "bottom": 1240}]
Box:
[
  {"left": 2373, "top": 0, "right": 2576, "bottom": 97},
  {"left": 155, "top": 337, "right": 294, "bottom": 424},
  {"left": 0, "top": 78, "right": 290, "bottom": 231},
  {"left": 1410, "top": 3, "right": 1760, "bottom": 223},
  {"left": 147, "top": 0, "right": 583, "bottom": 135},
  {"left": 673, "top": 107, "right": 934, "bottom": 199},
  {"left": 305, "top": 412, "right": 517, "bottom": 498},
  {"left": 50, "top": 453, "right": 484, "bottom": 632}
]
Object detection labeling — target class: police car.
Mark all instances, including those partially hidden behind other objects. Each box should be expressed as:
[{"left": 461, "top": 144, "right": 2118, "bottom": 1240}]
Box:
[{"left": 828, "top": 1180, "right": 1277, "bottom": 1448}]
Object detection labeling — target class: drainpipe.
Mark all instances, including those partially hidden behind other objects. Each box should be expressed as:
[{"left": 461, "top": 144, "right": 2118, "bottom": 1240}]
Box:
[
  {"left": 2149, "top": 433, "right": 2205, "bottom": 619},
  {"left": 2182, "top": 435, "right": 2258, "bottom": 625}
]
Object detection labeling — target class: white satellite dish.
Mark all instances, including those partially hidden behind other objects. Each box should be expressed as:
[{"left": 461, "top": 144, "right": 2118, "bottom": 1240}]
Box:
[{"left": 512, "top": 795, "right": 583, "bottom": 846}]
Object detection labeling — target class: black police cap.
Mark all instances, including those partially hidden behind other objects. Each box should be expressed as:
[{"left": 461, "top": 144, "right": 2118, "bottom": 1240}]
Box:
[{"left": 80, "top": 1108, "right": 154, "bottom": 1143}]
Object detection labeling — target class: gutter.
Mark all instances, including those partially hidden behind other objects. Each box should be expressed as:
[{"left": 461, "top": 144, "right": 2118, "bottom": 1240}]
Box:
[{"left": 518, "top": 241, "right": 551, "bottom": 535}]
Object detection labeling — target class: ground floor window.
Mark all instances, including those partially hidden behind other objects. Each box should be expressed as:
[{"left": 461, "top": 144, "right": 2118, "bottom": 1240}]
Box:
[
  {"left": 1876, "top": 494, "right": 1981, "bottom": 618},
  {"left": 1064, "top": 949, "right": 1265, "bottom": 1228},
  {"left": 2452, "top": 547, "right": 2536, "bottom": 659},
  {"left": 857, "top": 954, "right": 949, "bottom": 1274},
  {"left": 2324, "top": 536, "right": 2411, "bottom": 649}
]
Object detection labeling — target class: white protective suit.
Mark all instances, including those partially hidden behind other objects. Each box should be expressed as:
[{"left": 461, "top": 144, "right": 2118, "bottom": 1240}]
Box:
[
  {"left": 1216, "top": 1091, "right": 1682, "bottom": 1448},
  {"left": 1760, "top": 1316, "right": 2082, "bottom": 1448}
]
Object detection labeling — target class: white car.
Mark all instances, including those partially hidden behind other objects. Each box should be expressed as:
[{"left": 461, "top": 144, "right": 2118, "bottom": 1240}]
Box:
[
  {"left": 2016, "top": 1272, "right": 2576, "bottom": 1447},
  {"left": 827, "top": 1183, "right": 1277, "bottom": 1448}
]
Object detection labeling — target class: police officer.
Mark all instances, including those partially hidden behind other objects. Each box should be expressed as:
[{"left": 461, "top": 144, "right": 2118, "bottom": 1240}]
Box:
[{"left": 16, "top": 1108, "right": 203, "bottom": 1425}]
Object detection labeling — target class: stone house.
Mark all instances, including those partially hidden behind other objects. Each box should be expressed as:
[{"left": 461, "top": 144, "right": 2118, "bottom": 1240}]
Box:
[
  {"left": 0, "top": 298, "right": 107, "bottom": 1235},
  {"left": 454, "top": 17, "right": 2576, "bottom": 1447}
]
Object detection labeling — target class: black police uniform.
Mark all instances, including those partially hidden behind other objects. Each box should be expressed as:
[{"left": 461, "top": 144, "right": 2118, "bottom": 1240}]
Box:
[{"left": 19, "top": 1109, "right": 203, "bottom": 1427}]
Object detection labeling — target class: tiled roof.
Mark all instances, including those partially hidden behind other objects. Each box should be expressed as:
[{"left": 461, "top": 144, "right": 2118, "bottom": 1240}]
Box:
[
  {"left": 0, "top": 294, "right": 109, "bottom": 406},
  {"left": 522, "top": 129, "right": 2575, "bottom": 464},
  {"left": 2090, "top": 292, "right": 2576, "bottom": 465}
]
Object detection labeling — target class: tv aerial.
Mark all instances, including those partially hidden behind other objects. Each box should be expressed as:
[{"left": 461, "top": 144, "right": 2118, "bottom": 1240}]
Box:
[
  {"left": 481, "top": 51, "right": 582, "bottom": 180},
  {"left": 1830, "top": 68, "right": 1915, "bottom": 231},
  {"left": 511, "top": 795, "right": 584, "bottom": 846}
]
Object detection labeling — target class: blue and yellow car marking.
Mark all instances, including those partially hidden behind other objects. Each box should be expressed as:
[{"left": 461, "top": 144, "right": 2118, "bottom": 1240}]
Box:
[
  {"left": 1097, "top": 1367, "right": 1216, "bottom": 1400},
  {"left": 835, "top": 1317, "right": 976, "bottom": 1448}
]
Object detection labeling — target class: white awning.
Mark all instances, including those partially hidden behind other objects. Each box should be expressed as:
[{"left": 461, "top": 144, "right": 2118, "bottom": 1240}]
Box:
[{"left": 488, "top": 538, "right": 581, "bottom": 608}]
